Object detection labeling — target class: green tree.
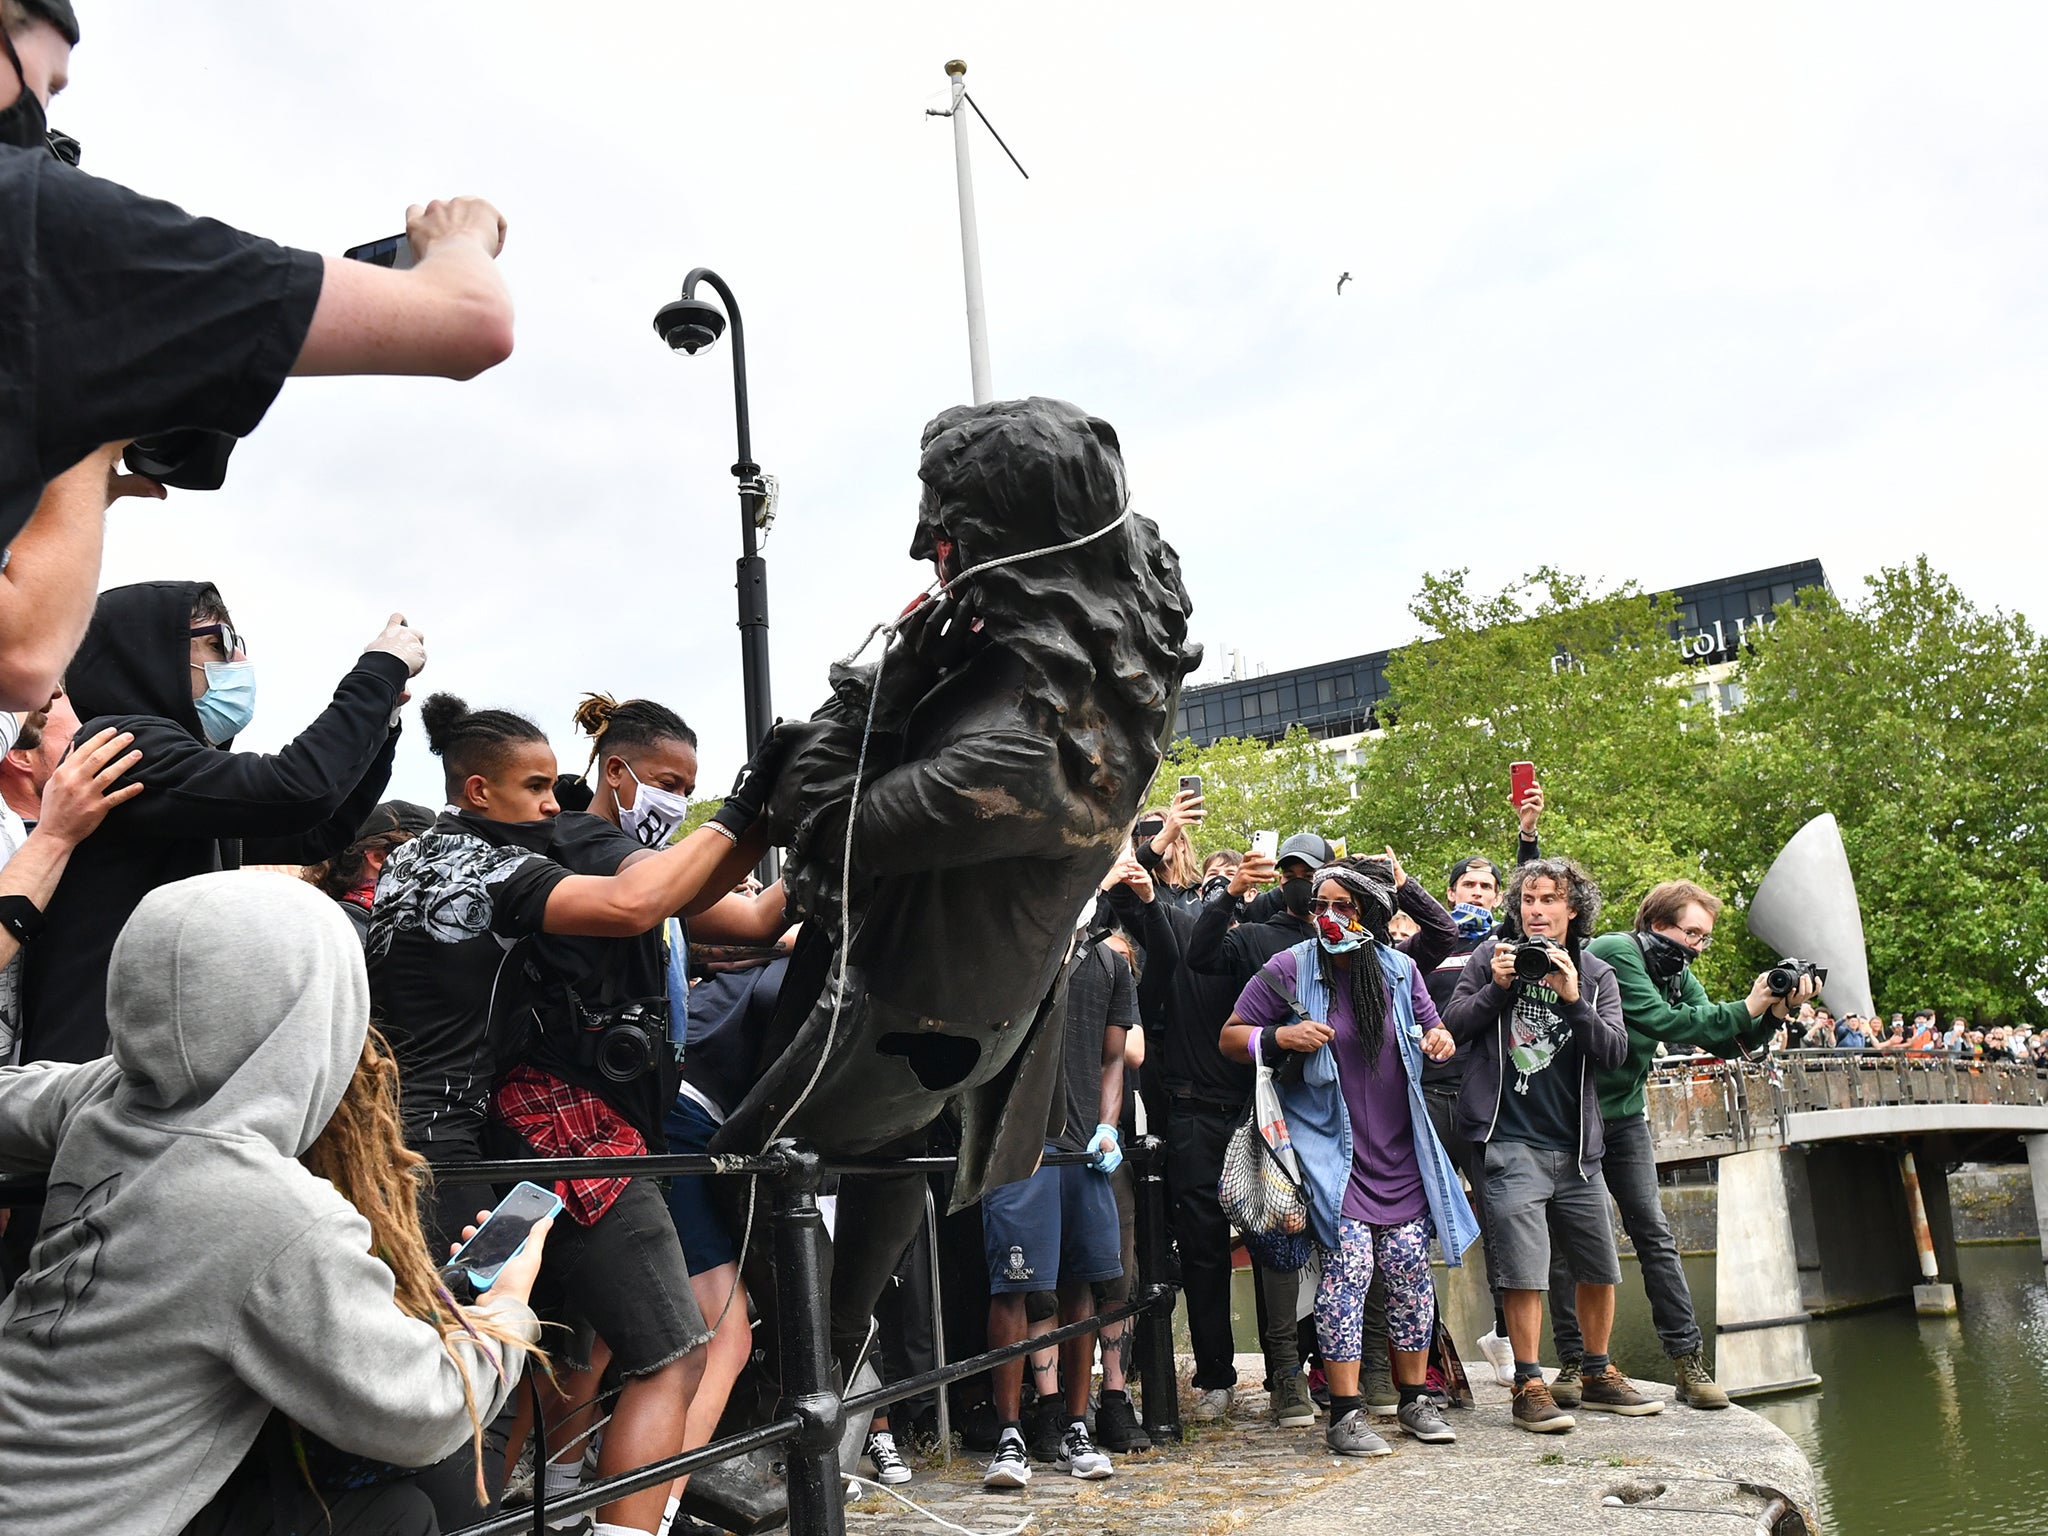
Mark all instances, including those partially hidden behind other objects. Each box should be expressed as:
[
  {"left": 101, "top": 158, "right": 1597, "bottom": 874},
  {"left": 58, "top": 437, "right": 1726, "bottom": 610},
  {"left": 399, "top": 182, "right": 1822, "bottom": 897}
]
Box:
[
  {"left": 1145, "top": 725, "right": 1358, "bottom": 859},
  {"left": 1354, "top": 568, "right": 1723, "bottom": 932},
  {"left": 1708, "top": 558, "right": 2048, "bottom": 1025}
]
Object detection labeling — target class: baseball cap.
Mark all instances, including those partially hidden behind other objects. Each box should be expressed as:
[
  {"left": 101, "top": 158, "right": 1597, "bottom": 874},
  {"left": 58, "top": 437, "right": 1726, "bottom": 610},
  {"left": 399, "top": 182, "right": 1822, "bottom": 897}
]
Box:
[
  {"left": 18, "top": 2, "right": 80, "bottom": 46},
  {"left": 1276, "top": 832, "right": 1333, "bottom": 871},
  {"left": 355, "top": 800, "right": 436, "bottom": 842}
]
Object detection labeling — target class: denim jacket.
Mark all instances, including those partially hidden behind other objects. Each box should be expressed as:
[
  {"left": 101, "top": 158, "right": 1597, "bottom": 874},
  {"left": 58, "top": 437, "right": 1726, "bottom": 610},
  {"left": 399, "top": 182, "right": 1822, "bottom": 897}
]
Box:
[{"left": 1271, "top": 939, "right": 1480, "bottom": 1262}]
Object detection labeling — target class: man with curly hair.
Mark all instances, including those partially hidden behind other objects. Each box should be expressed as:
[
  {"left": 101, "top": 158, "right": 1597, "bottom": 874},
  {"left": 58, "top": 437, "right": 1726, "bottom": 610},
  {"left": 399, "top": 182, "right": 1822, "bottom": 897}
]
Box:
[{"left": 1442, "top": 857, "right": 1656, "bottom": 1433}]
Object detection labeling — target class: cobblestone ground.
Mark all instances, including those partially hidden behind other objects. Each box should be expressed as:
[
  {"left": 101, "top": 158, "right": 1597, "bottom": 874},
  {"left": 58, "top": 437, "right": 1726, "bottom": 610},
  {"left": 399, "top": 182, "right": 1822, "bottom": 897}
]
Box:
[
  {"left": 843, "top": 1361, "right": 1817, "bottom": 1536},
  {"left": 845, "top": 1373, "right": 1351, "bottom": 1536}
]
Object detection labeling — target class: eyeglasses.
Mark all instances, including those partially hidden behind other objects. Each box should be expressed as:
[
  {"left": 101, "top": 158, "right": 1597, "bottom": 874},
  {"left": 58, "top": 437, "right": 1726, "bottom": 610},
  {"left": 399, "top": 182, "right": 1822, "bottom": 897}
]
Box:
[
  {"left": 1308, "top": 897, "right": 1358, "bottom": 918},
  {"left": 189, "top": 622, "right": 248, "bottom": 660},
  {"left": 1670, "top": 925, "right": 1714, "bottom": 950}
]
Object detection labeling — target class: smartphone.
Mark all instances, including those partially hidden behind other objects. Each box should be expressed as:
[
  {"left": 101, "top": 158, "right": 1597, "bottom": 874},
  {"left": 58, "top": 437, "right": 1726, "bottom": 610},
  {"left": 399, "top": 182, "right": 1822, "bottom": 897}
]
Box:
[
  {"left": 1250, "top": 829, "right": 1279, "bottom": 860},
  {"left": 445, "top": 1181, "right": 562, "bottom": 1290},
  {"left": 1510, "top": 761, "right": 1537, "bottom": 809},
  {"left": 343, "top": 232, "right": 417, "bottom": 270},
  {"left": 1178, "top": 774, "right": 1203, "bottom": 800}
]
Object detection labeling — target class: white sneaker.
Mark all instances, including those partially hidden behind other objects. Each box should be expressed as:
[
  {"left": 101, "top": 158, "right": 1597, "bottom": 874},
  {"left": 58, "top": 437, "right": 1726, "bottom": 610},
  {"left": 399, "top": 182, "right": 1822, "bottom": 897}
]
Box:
[
  {"left": 982, "top": 1431, "right": 1031, "bottom": 1490},
  {"left": 1188, "top": 1385, "right": 1234, "bottom": 1422},
  {"left": 1476, "top": 1329, "right": 1516, "bottom": 1388},
  {"left": 1055, "top": 1420, "right": 1114, "bottom": 1480}
]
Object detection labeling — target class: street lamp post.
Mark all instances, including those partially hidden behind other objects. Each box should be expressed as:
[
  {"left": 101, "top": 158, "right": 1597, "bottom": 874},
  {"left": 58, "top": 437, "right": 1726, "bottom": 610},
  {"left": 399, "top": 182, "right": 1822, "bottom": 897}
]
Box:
[{"left": 653, "top": 269, "right": 778, "bottom": 878}]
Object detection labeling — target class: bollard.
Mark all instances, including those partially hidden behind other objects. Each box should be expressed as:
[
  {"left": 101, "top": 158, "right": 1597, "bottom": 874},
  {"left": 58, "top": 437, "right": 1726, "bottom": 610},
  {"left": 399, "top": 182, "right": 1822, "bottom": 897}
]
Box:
[
  {"left": 767, "top": 1140, "right": 847, "bottom": 1536},
  {"left": 1130, "top": 1134, "right": 1183, "bottom": 1444}
]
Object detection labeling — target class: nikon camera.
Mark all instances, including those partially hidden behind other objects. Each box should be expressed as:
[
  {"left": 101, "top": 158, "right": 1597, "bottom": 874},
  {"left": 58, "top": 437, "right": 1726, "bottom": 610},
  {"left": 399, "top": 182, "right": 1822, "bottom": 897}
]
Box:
[
  {"left": 1501, "top": 940, "right": 1566, "bottom": 984},
  {"left": 575, "top": 999, "right": 671, "bottom": 1085},
  {"left": 1767, "top": 957, "right": 1827, "bottom": 998}
]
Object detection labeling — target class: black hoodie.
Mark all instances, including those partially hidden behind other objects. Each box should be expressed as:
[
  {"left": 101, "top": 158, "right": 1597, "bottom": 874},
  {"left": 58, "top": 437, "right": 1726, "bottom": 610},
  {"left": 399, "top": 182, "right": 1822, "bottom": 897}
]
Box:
[{"left": 20, "top": 581, "right": 406, "bottom": 1064}]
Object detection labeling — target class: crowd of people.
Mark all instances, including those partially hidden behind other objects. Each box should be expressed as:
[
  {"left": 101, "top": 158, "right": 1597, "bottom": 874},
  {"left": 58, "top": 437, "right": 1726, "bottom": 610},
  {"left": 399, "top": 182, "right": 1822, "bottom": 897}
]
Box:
[
  {"left": 0, "top": 5, "right": 1919, "bottom": 1533},
  {"left": 1772, "top": 1005, "right": 2042, "bottom": 1061}
]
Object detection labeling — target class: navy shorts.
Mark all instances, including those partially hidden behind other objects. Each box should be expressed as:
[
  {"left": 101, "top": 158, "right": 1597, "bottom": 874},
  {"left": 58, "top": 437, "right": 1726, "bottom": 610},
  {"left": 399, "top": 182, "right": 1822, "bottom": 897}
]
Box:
[
  {"left": 664, "top": 1092, "right": 738, "bottom": 1277},
  {"left": 981, "top": 1145, "right": 1123, "bottom": 1294}
]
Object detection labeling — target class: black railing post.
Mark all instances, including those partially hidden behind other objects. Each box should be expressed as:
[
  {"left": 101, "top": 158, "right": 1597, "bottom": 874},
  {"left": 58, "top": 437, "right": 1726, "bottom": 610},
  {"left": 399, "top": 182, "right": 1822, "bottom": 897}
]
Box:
[
  {"left": 1130, "top": 1134, "right": 1182, "bottom": 1444},
  {"left": 767, "top": 1140, "right": 845, "bottom": 1536}
]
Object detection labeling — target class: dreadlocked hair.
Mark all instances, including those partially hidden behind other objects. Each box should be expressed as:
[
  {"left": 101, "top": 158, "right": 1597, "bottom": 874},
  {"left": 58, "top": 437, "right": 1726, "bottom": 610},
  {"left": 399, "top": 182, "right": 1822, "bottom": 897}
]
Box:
[
  {"left": 1313, "top": 855, "right": 1397, "bottom": 1075},
  {"left": 420, "top": 693, "right": 547, "bottom": 802},
  {"left": 300, "top": 1028, "right": 545, "bottom": 1502},
  {"left": 572, "top": 692, "right": 697, "bottom": 772}
]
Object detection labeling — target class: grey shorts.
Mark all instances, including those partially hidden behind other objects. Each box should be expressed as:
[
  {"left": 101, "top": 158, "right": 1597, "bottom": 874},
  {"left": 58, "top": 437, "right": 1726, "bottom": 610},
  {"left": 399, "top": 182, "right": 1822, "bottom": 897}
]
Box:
[
  {"left": 1482, "top": 1139, "right": 1621, "bottom": 1290},
  {"left": 535, "top": 1175, "right": 713, "bottom": 1378}
]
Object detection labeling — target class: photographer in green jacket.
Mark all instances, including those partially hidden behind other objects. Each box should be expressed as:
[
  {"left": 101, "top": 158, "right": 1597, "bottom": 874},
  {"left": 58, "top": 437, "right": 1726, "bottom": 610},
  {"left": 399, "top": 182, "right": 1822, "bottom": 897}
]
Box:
[{"left": 1545, "top": 880, "right": 1814, "bottom": 1411}]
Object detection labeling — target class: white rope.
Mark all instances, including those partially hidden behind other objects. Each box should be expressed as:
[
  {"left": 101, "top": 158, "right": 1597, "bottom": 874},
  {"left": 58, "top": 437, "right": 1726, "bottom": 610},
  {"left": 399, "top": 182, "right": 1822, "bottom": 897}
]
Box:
[
  {"left": 844, "top": 1474, "right": 1037, "bottom": 1536},
  {"left": 711, "top": 502, "right": 1141, "bottom": 1335}
]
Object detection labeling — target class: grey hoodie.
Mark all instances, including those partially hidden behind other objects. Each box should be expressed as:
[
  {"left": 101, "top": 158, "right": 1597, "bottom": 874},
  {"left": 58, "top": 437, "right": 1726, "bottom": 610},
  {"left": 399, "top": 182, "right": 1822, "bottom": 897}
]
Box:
[{"left": 0, "top": 872, "right": 538, "bottom": 1536}]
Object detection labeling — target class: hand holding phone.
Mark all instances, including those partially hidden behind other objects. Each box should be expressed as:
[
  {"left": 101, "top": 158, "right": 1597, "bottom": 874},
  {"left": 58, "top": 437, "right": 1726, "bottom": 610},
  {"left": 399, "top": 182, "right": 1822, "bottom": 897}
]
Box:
[
  {"left": 445, "top": 1181, "right": 561, "bottom": 1295},
  {"left": 1510, "top": 762, "right": 1537, "bottom": 809}
]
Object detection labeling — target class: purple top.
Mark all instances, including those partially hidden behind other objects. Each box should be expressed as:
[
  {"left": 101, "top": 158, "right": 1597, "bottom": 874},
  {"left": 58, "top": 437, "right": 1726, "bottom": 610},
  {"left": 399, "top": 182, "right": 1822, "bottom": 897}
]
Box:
[{"left": 1236, "top": 949, "right": 1432, "bottom": 1227}]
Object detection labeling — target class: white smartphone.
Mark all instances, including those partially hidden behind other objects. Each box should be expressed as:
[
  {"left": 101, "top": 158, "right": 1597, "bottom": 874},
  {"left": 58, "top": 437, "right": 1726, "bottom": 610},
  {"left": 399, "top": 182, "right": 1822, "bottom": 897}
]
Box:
[
  {"left": 1250, "top": 829, "right": 1279, "bottom": 860},
  {"left": 445, "top": 1180, "right": 563, "bottom": 1290}
]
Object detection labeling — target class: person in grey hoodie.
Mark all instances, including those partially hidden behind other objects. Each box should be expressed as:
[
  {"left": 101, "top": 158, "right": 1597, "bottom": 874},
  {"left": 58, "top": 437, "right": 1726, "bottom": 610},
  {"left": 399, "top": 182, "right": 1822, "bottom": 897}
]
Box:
[{"left": 0, "top": 870, "right": 544, "bottom": 1535}]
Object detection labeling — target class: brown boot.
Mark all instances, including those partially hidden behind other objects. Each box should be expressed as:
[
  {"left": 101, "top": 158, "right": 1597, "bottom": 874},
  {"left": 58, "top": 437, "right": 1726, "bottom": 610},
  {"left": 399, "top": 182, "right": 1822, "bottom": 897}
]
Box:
[
  {"left": 1578, "top": 1364, "right": 1664, "bottom": 1416},
  {"left": 1511, "top": 1376, "right": 1575, "bottom": 1434},
  {"left": 1673, "top": 1351, "right": 1731, "bottom": 1410},
  {"left": 1550, "top": 1355, "right": 1582, "bottom": 1409}
]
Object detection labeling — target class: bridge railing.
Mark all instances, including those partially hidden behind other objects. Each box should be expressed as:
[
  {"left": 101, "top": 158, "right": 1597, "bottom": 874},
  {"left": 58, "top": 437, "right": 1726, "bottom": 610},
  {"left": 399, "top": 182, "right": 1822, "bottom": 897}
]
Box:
[{"left": 1645, "top": 1051, "right": 2048, "bottom": 1161}]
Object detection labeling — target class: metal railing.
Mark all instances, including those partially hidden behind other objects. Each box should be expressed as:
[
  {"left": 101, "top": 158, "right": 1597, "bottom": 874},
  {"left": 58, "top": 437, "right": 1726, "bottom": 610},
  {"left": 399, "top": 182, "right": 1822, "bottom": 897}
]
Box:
[
  {"left": 0, "top": 1137, "right": 1183, "bottom": 1536},
  {"left": 1644, "top": 1051, "right": 2048, "bottom": 1163}
]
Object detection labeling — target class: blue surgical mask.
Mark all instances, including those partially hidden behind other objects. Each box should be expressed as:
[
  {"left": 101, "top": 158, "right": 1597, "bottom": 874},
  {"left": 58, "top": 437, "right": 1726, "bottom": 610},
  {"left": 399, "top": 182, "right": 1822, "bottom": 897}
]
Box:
[{"left": 194, "top": 660, "right": 256, "bottom": 745}]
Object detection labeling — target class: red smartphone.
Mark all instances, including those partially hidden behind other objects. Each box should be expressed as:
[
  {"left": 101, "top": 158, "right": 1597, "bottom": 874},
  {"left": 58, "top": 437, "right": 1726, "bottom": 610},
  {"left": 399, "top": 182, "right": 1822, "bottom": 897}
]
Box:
[{"left": 1510, "top": 761, "right": 1537, "bottom": 809}]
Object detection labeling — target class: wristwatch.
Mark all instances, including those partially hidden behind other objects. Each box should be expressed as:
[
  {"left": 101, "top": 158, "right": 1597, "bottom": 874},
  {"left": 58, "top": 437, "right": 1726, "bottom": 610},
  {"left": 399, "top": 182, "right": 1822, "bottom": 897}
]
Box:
[{"left": 0, "top": 894, "right": 47, "bottom": 945}]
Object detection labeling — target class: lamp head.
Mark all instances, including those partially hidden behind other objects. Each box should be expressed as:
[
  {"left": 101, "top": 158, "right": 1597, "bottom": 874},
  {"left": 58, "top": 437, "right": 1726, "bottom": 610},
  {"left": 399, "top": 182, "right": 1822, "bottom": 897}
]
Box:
[{"left": 653, "top": 296, "right": 727, "bottom": 356}]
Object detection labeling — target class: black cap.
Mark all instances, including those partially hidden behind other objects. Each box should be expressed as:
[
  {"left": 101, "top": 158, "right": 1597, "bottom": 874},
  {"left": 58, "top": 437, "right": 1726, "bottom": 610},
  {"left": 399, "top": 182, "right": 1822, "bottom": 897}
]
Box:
[
  {"left": 19, "top": 2, "right": 80, "bottom": 46},
  {"left": 356, "top": 800, "right": 435, "bottom": 842}
]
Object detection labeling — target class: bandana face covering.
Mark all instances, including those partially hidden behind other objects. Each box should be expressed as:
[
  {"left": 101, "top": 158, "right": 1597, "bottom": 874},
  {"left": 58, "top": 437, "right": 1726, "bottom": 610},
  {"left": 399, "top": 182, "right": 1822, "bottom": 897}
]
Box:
[
  {"left": 0, "top": 30, "right": 49, "bottom": 151},
  {"left": 1451, "top": 902, "right": 1495, "bottom": 939},
  {"left": 1315, "top": 910, "right": 1367, "bottom": 953},
  {"left": 617, "top": 762, "right": 691, "bottom": 849}
]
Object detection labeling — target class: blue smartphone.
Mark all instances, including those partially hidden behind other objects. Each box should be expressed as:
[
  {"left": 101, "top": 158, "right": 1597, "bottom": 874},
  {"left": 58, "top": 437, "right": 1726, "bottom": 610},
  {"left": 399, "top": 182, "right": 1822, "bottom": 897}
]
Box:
[{"left": 446, "top": 1181, "right": 562, "bottom": 1291}]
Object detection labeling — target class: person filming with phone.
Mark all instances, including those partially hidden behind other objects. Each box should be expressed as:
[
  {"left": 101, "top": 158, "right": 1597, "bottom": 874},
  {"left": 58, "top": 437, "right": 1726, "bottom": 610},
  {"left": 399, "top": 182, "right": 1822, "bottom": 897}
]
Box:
[
  {"left": 0, "top": 0, "right": 517, "bottom": 709},
  {"left": 0, "top": 872, "right": 545, "bottom": 1536}
]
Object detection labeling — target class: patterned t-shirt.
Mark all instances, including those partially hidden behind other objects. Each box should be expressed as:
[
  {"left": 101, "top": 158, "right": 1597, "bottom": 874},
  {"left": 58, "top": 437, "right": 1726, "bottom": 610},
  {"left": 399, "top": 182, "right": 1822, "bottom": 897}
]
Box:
[{"left": 1490, "top": 979, "right": 1581, "bottom": 1153}]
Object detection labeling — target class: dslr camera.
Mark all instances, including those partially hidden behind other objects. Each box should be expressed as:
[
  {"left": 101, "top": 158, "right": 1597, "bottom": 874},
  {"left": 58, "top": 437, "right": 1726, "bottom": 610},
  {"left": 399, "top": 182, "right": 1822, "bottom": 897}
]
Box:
[
  {"left": 1767, "top": 957, "right": 1827, "bottom": 998},
  {"left": 575, "top": 999, "right": 671, "bottom": 1085},
  {"left": 1501, "top": 939, "right": 1565, "bottom": 984}
]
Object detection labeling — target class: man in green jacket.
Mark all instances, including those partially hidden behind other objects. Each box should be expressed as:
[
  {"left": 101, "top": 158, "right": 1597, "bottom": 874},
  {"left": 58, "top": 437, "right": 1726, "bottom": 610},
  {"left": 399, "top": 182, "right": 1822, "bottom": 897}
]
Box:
[{"left": 1546, "top": 880, "right": 1814, "bottom": 1410}]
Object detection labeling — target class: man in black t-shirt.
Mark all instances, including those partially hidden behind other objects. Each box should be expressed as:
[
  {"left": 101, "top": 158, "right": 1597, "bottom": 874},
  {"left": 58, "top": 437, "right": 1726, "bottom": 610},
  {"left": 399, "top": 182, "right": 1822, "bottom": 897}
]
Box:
[{"left": 0, "top": 2, "right": 516, "bottom": 708}]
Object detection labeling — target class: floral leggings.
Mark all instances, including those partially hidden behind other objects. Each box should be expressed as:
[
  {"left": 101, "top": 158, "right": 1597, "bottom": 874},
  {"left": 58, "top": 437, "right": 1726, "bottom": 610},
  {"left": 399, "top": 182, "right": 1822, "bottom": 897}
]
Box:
[{"left": 1314, "top": 1215, "right": 1435, "bottom": 1360}]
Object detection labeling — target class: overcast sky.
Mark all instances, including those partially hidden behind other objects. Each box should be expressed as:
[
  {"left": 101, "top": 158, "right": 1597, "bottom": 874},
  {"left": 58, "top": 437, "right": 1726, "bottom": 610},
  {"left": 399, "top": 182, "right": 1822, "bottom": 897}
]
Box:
[{"left": 62, "top": 3, "right": 2046, "bottom": 803}]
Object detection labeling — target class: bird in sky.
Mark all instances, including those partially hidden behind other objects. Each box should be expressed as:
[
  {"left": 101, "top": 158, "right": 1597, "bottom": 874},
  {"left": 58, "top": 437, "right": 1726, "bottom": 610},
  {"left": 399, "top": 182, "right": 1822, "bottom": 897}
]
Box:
[{"left": 1336, "top": 271, "right": 1352, "bottom": 295}]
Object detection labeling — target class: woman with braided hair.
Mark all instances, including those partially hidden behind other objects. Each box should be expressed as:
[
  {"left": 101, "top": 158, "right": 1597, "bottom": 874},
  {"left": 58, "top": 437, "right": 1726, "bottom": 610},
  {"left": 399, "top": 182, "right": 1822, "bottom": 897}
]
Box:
[{"left": 1221, "top": 856, "right": 1479, "bottom": 1459}]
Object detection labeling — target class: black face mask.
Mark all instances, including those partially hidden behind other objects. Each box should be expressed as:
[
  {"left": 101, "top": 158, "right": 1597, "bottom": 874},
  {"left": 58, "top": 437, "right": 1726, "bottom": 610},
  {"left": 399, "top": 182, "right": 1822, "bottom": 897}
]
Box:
[
  {"left": 1280, "top": 876, "right": 1314, "bottom": 917},
  {"left": 0, "top": 30, "right": 49, "bottom": 151},
  {"left": 1636, "top": 930, "right": 1698, "bottom": 996}
]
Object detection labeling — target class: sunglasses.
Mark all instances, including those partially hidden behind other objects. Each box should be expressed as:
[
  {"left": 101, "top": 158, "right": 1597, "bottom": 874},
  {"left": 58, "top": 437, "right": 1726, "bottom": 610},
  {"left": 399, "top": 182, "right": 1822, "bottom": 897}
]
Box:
[
  {"left": 1308, "top": 897, "right": 1358, "bottom": 919},
  {"left": 189, "top": 622, "right": 248, "bottom": 660}
]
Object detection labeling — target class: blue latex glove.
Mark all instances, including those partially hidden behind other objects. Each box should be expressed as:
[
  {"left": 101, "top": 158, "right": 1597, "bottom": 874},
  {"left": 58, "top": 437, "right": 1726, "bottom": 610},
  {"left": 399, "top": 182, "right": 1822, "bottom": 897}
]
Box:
[{"left": 1087, "top": 1123, "right": 1123, "bottom": 1174}]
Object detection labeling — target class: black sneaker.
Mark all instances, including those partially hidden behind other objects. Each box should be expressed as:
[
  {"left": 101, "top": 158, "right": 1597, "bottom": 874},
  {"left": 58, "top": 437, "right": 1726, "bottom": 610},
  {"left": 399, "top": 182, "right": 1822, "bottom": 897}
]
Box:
[
  {"left": 865, "top": 1430, "right": 912, "bottom": 1486},
  {"left": 957, "top": 1399, "right": 1002, "bottom": 1452},
  {"left": 1094, "top": 1393, "right": 1151, "bottom": 1452},
  {"left": 1023, "top": 1398, "right": 1066, "bottom": 1464}
]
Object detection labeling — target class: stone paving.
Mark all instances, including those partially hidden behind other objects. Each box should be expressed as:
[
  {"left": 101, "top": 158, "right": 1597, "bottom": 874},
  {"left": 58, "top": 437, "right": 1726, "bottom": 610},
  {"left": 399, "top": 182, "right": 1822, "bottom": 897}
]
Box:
[{"left": 844, "top": 1358, "right": 1818, "bottom": 1536}]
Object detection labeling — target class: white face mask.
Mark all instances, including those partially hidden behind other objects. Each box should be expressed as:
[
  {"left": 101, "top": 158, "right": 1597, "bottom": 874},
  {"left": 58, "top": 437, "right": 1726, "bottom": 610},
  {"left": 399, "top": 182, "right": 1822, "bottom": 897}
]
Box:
[{"left": 617, "top": 761, "right": 691, "bottom": 848}]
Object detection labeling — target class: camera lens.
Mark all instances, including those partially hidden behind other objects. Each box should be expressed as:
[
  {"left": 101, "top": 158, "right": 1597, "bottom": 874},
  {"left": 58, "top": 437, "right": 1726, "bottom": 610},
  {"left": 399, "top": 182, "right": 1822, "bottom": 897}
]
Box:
[
  {"left": 1513, "top": 944, "right": 1555, "bottom": 983},
  {"left": 596, "top": 1024, "right": 656, "bottom": 1084}
]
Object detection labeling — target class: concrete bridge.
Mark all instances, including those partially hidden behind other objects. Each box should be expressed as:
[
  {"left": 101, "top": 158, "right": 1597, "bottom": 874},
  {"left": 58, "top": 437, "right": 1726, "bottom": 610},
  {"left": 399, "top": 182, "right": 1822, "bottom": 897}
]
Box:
[{"left": 1644, "top": 1052, "right": 2048, "bottom": 1399}]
